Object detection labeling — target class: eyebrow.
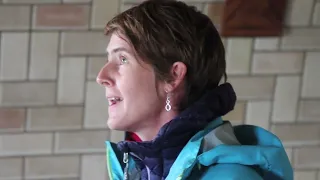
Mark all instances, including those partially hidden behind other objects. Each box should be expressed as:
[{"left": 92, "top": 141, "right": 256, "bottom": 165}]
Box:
[{"left": 106, "top": 47, "right": 130, "bottom": 56}]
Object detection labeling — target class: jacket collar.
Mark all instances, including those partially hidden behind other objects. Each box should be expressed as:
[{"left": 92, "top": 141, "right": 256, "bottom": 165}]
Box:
[{"left": 117, "top": 83, "right": 236, "bottom": 179}]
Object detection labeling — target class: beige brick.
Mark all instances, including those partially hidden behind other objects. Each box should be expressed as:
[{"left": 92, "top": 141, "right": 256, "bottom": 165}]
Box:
[
  {"left": 110, "top": 130, "right": 125, "bottom": 143},
  {"left": 84, "top": 81, "right": 108, "bottom": 129},
  {"left": 226, "top": 38, "right": 252, "bottom": 74},
  {"left": 0, "top": 133, "right": 52, "bottom": 156},
  {"left": 175, "top": 0, "right": 224, "bottom": 1},
  {"left": 272, "top": 76, "right": 300, "bottom": 122},
  {"left": 81, "top": 154, "right": 107, "bottom": 180},
  {"left": 302, "top": 52, "right": 320, "bottom": 97},
  {"left": 29, "top": 32, "right": 59, "bottom": 80},
  {"left": 0, "top": 82, "right": 55, "bottom": 107},
  {"left": 0, "top": 108, "right": 25, "bottom": 131},
  {"left": 294, "top": 171, "right": 317, "bottom": 180},
  {"left": 58, "top": 57, "right": 86, "bottom": 104},
  {"left": 294, "top": 147, "right": 320, "bottom": 168},
  {"left": 285, "top": 148, "right": 293, "bottom": 164},
  {"left": 4, "top": 0, "right": 59, "bottom": 3},
  {"left": 34, "top": 5, "right": 89, "bottom": 29},
  {"left": 91, "top": 0, "right": 119, "bottom": 28},
  {"left": 0, "top": 6, "right": 30, "bottom": 30},
  {"left": 246, "top": 101, "right": 271, "bottom": 130},
  {"left": 313, "top": 3, "right": 320, "bottom": 25},
  {"left": 27, "top": 107, "right": 82, "bottom": 131},
  {"left": 221, "top": 38, "right": 227, "bottom": 47},
  {"left": 55, "top": 130, "right": 109, "bottom": 153},
  {"left": 185, "top": 2, "right": 204, "bottom": 12},
  {"left": 121, "top": 0, "right": 148, "bottom": 2},
  {"left": 222, "top": 102, "right": 245, "bottom": 123},
  {"left": 63, "top": 0, "right": 91, "bottom": 2},
  {"left": 206, "top": 2, "right": 224, "bottom": 25},
  {"left": 271, "top": 124, "right": 320, "bottom": 146},
  {"left": 252, "top": 52, "right": 304, "bottom": 74},
  {"left": 25, "top": 155, "right": 79, "bottom": 179},
  {"left": 0, "top": 33, "right": 29, "bottom": 80},
  {"left": 229, "top": 77, "right": 275, "bottom": 100},
  {"left": 285, "top": 0, "right": 314, "bottom": 26},
  {"left": 254, "top": 37, "right": 279, "bottom": 50},
  {"left": 229, "top": 121, "right": 243, "bottom": 126},
  {"left": 121, "top": 3, "right": 136, "bottom": 12},
  {"left": 281, "top": 29, "right": 320, "bottom": 50},
  {"left": 60, "top": 32, "right": 107, "bottom": 55},
  {"left": 0, "top": 158, "right": 22, "bottom": 180},
  {"left": 87, "top": 57, "right": 105, "bottom": 80},
  {"left": 298, "top": 100, "right": 320, "bottom": 122}
]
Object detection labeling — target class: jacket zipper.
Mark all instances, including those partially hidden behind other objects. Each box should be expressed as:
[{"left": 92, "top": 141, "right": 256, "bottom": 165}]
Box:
[
  {"left": 123, "top": 152, "right": 129, "bottom": 180},
  {"left": 146, "top": 165, "right": 151, "bottom": 180},
  {"left": 130, "top": 152, "right": 151, "bottom": 180}
]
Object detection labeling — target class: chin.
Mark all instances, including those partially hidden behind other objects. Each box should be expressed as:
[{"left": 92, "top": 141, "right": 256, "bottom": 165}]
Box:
[{"left": 107, "top": 118, "right": 128, "bottom": 131}]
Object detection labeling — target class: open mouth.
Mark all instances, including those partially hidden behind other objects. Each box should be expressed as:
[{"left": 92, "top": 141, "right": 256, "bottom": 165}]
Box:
[{"left": 108, "top": 97, "right": 123, "bottom": 106}]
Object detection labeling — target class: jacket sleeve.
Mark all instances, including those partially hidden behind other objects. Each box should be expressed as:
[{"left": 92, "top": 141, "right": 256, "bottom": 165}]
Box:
[{"left": 200, "top": 164, "right": 263, "bottom": 180}]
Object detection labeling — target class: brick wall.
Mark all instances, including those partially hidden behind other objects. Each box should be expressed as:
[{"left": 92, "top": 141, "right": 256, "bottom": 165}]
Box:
[{"left": 0, "top": 0, "right": 319, "bottom": 179}]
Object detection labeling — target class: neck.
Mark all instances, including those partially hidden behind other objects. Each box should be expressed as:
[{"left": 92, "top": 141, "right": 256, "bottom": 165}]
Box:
[
  {"left": 134, "top": 109, "right": 179, "bottom": 141},
  {"left": 117, "top": 83, "right": 237, "bottom": 179}
]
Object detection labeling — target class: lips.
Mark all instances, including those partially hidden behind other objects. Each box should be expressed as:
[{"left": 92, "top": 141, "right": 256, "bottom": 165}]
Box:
[{"left": 107, "top": 97, "right": 123, "bottom": 106}]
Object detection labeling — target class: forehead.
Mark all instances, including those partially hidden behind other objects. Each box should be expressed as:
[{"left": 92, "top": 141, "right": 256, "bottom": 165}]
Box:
[{"left": 106, "top": 33, "right": 131, "bottom": 53}]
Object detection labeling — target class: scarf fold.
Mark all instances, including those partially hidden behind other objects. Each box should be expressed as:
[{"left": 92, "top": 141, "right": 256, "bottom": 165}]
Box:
[{"left": 117, "top": 83, "right": 237, "bottom": 179}]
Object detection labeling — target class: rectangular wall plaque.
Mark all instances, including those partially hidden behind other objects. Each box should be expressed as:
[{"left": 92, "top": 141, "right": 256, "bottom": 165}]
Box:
[{"left": 220, "top": 0, "right": 287, "bottom": 37}]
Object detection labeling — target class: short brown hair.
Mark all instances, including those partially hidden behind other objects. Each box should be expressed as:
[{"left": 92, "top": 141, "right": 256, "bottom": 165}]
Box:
[{"left": 105, "top": 0, "right": 227, "bottom": 111}]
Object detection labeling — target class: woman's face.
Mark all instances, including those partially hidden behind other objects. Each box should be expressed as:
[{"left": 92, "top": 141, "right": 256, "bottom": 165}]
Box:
[{"left": 97, "top": 33, "right": 168, "bottom": 133}]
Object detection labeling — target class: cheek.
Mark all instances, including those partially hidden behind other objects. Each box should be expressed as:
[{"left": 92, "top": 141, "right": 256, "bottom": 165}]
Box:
[
  {"left": 129, "top": 74, "right": 157, "bottom": 95},
  {"left": 125, "top": 71, "right": 159, "bottom": 100},
  {"left": 118, "top": 63, "right": 161, "bottom": 99}
]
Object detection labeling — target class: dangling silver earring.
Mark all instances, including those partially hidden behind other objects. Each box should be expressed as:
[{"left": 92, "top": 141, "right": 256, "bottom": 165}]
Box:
[{"left": 165, "top": 93, "right": 171, "bottom": 112}]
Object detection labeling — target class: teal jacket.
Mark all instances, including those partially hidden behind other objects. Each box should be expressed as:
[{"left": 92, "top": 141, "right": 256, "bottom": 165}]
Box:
[{"left": 105, "top": 117, "right": 293, "bottom": 180}]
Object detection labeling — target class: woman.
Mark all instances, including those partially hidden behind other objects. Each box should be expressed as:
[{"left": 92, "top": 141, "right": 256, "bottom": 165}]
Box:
[{"left": 96, "top": 0, "right": 293, "bottom": 179}]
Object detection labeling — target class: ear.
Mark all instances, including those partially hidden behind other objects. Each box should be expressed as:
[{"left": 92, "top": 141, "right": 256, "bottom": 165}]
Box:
[{"left": 165, "top": 62, "right": 187, "bottom": 92}]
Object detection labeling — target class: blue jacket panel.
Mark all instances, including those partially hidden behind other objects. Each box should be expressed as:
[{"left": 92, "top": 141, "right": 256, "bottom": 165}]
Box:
[{"left": 106, "top": 118, "right": 293, "bottom": 180}]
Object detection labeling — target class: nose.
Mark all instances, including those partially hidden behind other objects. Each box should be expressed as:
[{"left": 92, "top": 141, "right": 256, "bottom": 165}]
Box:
[{"left": 96, "top": 64, "right": 114, "bottom": 87}]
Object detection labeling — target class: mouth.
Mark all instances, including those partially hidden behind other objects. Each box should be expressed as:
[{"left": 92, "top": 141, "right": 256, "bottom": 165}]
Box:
[{"left": 107, "top": 97, "right": 123, "bottom": 106}]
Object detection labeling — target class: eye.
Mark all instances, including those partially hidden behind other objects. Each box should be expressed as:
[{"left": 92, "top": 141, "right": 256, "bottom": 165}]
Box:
[{"left": 119, "top": 55, "right": 128, "bottom": 65}]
